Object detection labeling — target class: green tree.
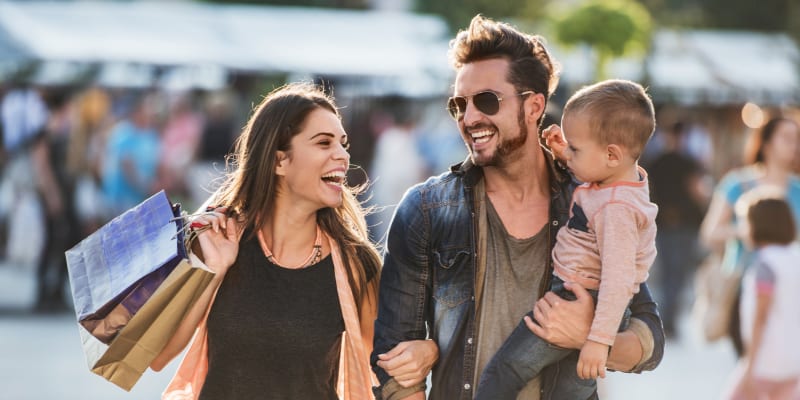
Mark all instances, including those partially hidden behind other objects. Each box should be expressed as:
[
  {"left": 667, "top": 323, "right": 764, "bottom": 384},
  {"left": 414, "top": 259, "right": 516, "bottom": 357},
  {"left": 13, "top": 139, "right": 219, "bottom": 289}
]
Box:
[
  {"left": 638, "top": 0, "right": 798, "bottom": 41},
  {"left": 414, "top": 0, "right": 542, "bottom": 33},
  {"left": 553, "top": 0, "right": 652, "bottom": 80},
  {"left": 200, "top": 0, "right": 369, "bottom": 9}
]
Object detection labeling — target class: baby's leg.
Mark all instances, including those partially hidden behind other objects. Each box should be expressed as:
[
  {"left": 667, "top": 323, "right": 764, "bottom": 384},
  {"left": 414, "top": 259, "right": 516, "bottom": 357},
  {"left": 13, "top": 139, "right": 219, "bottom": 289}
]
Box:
[
  {"left": 542, "top": 300, "right": 631, "bottom": 400},
  {"left": 541, "top": 351, "right": 598, "bottom": 400},
  {"left": 475, "top": 311, "right": 573, "bottom": 400}
]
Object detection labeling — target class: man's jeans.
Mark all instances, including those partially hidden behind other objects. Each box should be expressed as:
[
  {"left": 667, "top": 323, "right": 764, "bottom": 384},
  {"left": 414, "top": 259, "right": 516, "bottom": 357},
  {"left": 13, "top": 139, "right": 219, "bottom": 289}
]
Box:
[{"left": 475, "top": 276, "right": 630, "bottom": 400}]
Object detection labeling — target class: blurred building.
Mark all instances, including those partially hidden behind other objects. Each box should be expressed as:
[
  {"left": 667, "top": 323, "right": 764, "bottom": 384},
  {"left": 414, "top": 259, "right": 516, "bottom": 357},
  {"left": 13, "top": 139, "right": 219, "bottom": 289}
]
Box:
[
  {"left": 0, "top": 1, "right": 451, "bottom": 97},
  {"left": 1, "top": 1, "right": 799, "bottom": 185}
]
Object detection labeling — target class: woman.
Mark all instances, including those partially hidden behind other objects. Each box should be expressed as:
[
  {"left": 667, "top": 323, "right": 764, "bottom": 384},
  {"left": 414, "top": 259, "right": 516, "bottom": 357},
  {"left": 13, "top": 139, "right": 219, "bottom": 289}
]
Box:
[
  {"left": 700, "top": 116, "right": 800, "bottom": 356},
  {"left": 151, "top": 83, "right": 381, "bottom": 400}
]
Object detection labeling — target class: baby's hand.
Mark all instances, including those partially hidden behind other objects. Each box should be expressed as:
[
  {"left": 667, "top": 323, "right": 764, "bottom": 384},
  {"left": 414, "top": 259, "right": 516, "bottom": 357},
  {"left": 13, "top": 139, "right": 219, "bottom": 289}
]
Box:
[
  {"left": 577, "top": 340, "right": 608, "bottom": 380},
  {"left": 542, "top": 124, "right": 567, "bottom": 161}
]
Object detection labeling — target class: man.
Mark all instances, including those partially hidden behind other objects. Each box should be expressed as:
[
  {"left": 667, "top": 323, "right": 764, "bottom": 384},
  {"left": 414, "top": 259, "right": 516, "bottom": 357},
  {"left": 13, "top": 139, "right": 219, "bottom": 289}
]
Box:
[
  {"left": 371, "top": 15, "right": 664, "bottom": 400},
  {"left": 646, "top": 121, "right": 710, "bottom": 338}
]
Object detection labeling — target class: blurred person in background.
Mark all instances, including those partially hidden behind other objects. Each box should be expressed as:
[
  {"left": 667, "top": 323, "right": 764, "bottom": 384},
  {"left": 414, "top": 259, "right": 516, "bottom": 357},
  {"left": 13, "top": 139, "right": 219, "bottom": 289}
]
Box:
[
  {"left": 67, "top": 87, "right": 113, "bottom": 235},
  {"left": 700, "top": 116, "right": 800, "bottom": 357},
  {"left": 100, "top": 92, "right": 161, "bottom": 218},
  {"left": 724, "top": 190, "right": 800, "bottom": 400},
  {"left": 646, "top": 121, "right": 711, "bottom": 338},
  {"left": 187, "top": 90, "right": 238, "bottom": 210},
  {"left": 152, "top": 83, "right": 380, "bottom": 399},
  {"left": 156, "top": 91, "right": 204, "bottom": 205},
  {"left": 31, "top": 87, "right": 79, "bottom": 312},
  {"left": 368, "top": 97, "right": 428, "bottom": 244},
  {"left": 0, "top": 85, "right": 48, "bottom": 262}
]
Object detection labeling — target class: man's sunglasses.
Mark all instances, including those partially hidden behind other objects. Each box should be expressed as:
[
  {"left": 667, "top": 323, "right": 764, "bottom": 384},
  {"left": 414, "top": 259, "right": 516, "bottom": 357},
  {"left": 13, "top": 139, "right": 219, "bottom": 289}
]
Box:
[{"left": 447, "top": 90, "right": 534, "bottom": 120}]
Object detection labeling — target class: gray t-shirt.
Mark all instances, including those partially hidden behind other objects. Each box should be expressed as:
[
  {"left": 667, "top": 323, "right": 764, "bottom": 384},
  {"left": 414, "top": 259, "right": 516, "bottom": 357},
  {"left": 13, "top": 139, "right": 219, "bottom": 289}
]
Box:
[{"left": 474, "top": 197, "right": 549, "bottom": 399}]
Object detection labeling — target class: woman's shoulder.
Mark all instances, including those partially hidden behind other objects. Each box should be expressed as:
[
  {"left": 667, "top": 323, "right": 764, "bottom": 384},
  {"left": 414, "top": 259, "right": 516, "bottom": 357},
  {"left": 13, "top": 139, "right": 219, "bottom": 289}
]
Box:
[
  {"left": 720, "top": 165, "right": 759, "bottom": 183},
  {"left": 716, "top": 166, "right": 759, "bottom": 196}
]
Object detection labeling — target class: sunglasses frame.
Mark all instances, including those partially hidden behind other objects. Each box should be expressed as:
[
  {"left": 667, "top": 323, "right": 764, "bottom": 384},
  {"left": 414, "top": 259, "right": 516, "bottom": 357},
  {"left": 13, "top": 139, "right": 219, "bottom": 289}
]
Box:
[{"left": 447, "top": 90, "right": 534, "bottom": 120}]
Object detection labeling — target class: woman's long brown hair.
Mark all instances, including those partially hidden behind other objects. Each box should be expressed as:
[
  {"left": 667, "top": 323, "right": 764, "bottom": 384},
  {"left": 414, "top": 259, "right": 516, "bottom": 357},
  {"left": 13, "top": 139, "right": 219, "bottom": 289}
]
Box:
[{"left": 212, "top": 82, "right": 380, "bottom": 313}]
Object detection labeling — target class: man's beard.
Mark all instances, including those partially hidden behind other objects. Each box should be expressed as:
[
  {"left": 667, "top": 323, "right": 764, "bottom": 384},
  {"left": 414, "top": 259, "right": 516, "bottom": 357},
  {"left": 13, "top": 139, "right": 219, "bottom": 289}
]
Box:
[{"left": 471, "top": 105, "right": 529, "bottom": 167}]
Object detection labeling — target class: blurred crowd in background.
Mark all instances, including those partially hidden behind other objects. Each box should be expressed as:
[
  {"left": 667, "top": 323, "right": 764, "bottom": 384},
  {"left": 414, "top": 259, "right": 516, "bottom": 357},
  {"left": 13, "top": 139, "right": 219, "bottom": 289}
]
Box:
[{"left": 2, "top": 0, "right": 800, "bottom": 398}]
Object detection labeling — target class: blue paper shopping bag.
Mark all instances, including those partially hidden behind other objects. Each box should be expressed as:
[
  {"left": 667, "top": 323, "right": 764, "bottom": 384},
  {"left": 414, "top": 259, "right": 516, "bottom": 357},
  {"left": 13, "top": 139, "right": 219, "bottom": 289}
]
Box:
[
  {"left": 67, "top": 190, "right": 186, "bottom": 339},
  {"left": 65, "top": 190, "right": 214, "bottom": 390}
]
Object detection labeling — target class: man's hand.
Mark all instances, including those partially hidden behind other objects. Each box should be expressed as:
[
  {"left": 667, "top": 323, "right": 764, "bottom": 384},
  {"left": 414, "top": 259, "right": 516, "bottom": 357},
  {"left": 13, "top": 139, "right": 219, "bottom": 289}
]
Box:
[
  {"left": 376, "top": 340, "right": 439, "bottom": 388},
  {"left": 542, "top": 124, "right": 568, "bottom": 161},
  {"left": 578, "top": 340, "right": 608, "bottom": 379},
  {"left": 525, "top": 281, "right": 594, "bottom": 350}
]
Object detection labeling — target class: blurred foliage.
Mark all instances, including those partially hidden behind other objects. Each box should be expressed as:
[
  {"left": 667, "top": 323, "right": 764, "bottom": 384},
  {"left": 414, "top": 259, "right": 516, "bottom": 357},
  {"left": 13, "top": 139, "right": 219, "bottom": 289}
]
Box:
[
  {"left": 412, "top": 0, "right": 798, "bottom": 41},
  {"left": 202, "top": 0, "right": 799, "bottom": 45},
  {"left": 639, "top": 0, "right": 794, "bottom": 33},
  {"left": 413, "top": 0, "right": 547, "bottom": 33},
  {"left": 552, "top": 0, "right": 652, "bottom": 79},
  {"left": 201, "top": 0, "right": 369, "bottom": 9}
]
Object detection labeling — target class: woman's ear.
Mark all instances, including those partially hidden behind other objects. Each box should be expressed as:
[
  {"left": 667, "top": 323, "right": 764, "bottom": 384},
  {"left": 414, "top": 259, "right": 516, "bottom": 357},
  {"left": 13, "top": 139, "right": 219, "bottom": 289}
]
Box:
[
  {"left": 275, "top": 150, "right": 288, "bottom": 176},
  {"left": 606, "top": 144, "right": 624, "bottom": 167}
]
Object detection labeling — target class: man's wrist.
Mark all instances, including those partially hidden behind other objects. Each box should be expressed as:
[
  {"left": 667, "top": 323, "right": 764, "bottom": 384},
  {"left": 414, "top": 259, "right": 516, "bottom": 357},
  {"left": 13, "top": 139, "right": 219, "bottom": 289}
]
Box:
[{"left": 378, "top": 377, "right": 426, "bottom": 400}]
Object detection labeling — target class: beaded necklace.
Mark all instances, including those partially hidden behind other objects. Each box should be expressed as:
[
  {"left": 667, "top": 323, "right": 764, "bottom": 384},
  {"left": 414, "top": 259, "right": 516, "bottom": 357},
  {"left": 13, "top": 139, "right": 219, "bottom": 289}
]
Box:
[{"left": 257, "top": 225, "right": 323, "bottom": 269}]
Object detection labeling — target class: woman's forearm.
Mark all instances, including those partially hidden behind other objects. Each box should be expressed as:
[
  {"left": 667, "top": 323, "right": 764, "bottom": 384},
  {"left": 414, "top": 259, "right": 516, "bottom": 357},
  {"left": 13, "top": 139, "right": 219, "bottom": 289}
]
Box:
[{"left": 699, "top": 195, "right": 735, "bottom": 251}]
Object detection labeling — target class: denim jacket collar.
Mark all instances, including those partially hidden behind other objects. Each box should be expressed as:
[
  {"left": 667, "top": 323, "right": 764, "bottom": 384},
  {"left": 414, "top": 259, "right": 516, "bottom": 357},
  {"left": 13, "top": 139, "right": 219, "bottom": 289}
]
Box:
[{"left": 448, "top": 145, "right": 573, "bottom": 195}]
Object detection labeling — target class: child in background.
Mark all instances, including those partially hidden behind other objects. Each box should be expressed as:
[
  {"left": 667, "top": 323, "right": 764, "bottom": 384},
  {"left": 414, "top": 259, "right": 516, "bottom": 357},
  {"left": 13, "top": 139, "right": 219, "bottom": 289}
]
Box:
[
  {"left": 475, "top": 79, "right": 658, "bottom": 399},
  {"left": 726, "top": 188, "right": 800, "bottom": 400}
]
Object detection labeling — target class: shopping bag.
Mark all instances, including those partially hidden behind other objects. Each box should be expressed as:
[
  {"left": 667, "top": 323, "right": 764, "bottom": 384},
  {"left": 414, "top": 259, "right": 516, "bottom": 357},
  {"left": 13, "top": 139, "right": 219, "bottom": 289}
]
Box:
[
  {"left": 691, "top": 253, "right": 742, "bottom": 342},
  {"left": 65, "top": 190, "right": 215, "bottom": 390},
  {"left": 82, "top": 258, "right": 214, "bottom": 390}
]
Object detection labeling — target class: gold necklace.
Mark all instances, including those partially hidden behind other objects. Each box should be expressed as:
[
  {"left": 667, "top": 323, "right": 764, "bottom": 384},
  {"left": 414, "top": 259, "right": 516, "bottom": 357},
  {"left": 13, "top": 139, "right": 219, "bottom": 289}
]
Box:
[{"left": 257, "top": 226, "right": 322, "bottom": 269}]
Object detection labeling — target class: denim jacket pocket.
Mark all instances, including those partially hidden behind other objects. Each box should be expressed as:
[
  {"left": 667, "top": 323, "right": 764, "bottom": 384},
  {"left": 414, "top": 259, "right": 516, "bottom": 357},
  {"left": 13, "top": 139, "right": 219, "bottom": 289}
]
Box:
[{"left": 432, "top": 247, "right": 472, "bottom": 308}]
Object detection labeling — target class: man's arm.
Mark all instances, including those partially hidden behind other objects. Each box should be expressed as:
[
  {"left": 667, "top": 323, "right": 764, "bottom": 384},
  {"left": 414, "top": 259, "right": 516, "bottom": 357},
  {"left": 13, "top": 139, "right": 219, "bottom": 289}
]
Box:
[
  {"left": 371, "top": 188, "right": 433, "bottom": 399},
  {"left": 526, "top": 281, "right": 664, "bottom": 372},
  {"left": 621, "top": 281, "right": 664, "bottom": 372}
]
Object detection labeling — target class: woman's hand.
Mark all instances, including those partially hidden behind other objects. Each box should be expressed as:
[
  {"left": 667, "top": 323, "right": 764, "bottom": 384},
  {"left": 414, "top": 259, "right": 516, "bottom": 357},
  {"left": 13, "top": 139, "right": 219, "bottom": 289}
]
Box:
[
  {"left": 376, "top": 340, "right": 439, "bottom": 387},
  {"left": 191, "top": 207, "right": 240, "bottom": 275},
  {"left": 525, "top": 281, "right": 593, "bottom": 350}
]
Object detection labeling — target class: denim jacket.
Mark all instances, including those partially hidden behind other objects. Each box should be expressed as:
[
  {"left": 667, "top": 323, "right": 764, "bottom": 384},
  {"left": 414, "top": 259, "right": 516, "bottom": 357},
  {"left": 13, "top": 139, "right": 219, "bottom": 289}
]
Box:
[{"left": 371, "top": 155, "right": 665, "bottom": 400}]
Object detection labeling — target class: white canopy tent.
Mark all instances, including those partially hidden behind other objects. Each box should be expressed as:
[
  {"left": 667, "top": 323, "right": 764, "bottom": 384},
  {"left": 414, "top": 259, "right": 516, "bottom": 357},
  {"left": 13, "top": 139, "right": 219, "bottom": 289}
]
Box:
[
  {"left": 0, "top": 1, "right": 452, "bottom": 96},
  {"left": 534, "top": 28, "right": 799, "bottom": 106},
  {"left": 3, "top": 2, "right": 796, "bottom": 103}
]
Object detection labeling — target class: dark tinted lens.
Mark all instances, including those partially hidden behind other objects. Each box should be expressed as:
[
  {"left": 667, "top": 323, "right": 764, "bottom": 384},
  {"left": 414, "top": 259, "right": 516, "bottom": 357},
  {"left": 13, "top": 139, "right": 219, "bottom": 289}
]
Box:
[
  {"left": 447, "top": 96, "right": 467, "bottom": 119},
  {"left": 473, "top": 92, "right": 501, "bottom": 115}
]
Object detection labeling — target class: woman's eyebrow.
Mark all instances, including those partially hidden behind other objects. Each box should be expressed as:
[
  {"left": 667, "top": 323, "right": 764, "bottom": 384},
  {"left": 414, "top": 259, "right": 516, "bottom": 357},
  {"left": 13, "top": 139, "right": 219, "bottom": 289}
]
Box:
[
  {"left": 309, "top": 132, "right": 335, "bottom": 140},
  {"left": 309, "top": 132, "right": 347, "bottom": 141}
]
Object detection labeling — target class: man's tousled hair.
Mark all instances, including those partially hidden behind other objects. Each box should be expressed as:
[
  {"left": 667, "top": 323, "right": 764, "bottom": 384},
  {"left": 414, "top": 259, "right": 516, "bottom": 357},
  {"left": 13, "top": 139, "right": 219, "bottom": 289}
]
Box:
[{"left": 449, "top": 14, "right": 561, "bottom": 128}]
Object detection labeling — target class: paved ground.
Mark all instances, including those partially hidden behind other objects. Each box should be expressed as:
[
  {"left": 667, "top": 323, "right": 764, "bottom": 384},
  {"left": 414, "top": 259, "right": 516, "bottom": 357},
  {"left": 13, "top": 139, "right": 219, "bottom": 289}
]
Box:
[
  {"left": 0, "top": 260, "right": 737, "bottom": 400},
  {"left": 0, "top": 264, "right": 179, "bottom": 400}
]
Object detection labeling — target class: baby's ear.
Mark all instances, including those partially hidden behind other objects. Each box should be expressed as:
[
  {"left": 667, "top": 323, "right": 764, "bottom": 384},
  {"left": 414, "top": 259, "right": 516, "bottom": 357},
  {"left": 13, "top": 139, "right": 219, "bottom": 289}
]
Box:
[{"left": 606, "top": 144, "right": 624, "bottom": 167}]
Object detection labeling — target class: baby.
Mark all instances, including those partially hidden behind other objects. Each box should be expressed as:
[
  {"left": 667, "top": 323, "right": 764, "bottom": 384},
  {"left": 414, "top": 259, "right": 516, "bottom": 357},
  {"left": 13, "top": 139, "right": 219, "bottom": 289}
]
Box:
[{"left": 476, "top": 79, "right": 659, "bottom": 399}]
